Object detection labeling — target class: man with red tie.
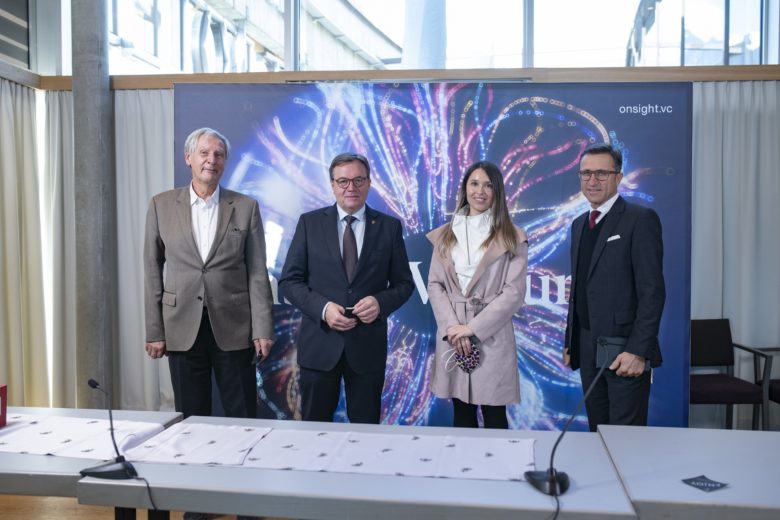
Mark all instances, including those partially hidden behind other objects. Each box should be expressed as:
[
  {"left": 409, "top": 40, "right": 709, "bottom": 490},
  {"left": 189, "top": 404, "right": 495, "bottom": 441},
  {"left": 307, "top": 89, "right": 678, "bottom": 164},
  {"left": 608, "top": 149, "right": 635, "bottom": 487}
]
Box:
[{"left": 564, "top": 143, "right": 666, "bottom": 431}]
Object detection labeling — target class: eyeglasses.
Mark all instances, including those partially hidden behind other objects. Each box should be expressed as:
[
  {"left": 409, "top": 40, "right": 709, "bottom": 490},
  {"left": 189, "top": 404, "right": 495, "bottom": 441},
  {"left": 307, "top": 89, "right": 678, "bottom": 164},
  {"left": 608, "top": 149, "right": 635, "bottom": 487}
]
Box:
[
  {"left": 578, "top": 169, "right": 620, "bottom": 181},
  {"left": 332, "top": 176, "right": 368, "bottom": 189}
]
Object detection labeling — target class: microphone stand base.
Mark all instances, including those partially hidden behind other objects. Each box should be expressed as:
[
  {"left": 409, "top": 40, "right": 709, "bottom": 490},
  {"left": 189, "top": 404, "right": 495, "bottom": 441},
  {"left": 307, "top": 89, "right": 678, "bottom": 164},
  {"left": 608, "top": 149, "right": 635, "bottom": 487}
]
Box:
[
  {"left": 80, "top": 458, "right": 138, "bottom": 480},
  {"left": 525, "top": 469, "right": 570, "bottom": 496}
]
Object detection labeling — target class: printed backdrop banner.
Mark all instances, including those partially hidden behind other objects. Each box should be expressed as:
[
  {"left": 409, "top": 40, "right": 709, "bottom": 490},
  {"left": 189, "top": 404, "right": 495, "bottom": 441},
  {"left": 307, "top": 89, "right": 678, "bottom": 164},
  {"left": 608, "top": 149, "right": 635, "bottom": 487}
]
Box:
[{"left": 174, "top": 82, "right": 692, "bottom": 430}]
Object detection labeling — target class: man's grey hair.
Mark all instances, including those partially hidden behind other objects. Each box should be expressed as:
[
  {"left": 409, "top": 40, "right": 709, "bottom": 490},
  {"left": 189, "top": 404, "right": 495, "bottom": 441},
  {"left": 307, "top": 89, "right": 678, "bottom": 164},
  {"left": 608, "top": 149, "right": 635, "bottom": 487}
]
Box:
[{"left": 184, "top": 127, "right": 231, "bottom": 160}]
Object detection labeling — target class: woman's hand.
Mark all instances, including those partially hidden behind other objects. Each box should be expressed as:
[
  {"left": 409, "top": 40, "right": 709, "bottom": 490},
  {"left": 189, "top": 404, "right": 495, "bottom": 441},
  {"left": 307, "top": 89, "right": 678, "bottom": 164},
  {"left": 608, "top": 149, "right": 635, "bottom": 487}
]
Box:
[
  {"left": 454, "top": 336, "right": 473, "bottom": 356},
  {"left": 446, "top": 324, "right": 475, "bottom": 354}
]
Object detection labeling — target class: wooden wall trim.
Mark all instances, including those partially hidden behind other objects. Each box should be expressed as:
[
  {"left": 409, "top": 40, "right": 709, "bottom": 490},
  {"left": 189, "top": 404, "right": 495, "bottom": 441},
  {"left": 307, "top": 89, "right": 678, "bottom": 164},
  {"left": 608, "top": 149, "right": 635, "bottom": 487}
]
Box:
[
  {"left": 22, "top": 64, "right": 780, "bottom": 92},
  {"left": 39, "top": 75, "right": 72, "bottom": 90}
]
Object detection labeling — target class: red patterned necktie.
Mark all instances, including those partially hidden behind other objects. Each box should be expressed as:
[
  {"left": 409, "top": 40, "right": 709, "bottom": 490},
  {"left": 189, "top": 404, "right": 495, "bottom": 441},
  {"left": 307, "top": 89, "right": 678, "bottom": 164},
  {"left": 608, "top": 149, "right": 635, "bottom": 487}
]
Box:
[
  {"left": 588, "top": 210, "right": 601, "bottom": 230},
  {"left": 343, "top": 215, "right": 358, "bottom": 282}
]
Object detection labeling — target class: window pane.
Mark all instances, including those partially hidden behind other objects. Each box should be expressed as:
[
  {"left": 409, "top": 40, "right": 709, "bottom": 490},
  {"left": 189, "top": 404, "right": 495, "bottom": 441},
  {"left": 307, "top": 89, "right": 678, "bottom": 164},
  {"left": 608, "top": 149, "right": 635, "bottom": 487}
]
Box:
[
  {"left": 535, "top": 0, "right": 636, "bottom": 67},
  {"left": 109, "top": 0, "right": 285, "bottom": 74},
  {"left": 244, "top": 0, "right": 285, "bottom": 72},
  {"left": 299, "top": 0, "right": 522, "bottom": 71},
  {"left": 769, "top": 0, "right": 780, "bottom": 64},
  {"left": 445, "top": 0, "right": 523, "bottom": 69},
  {"left": 728, "top": 0, "right": 761, "bottom": 64},
  {"left": 0, "top": 0, "right": 30, "bottom": 68},
  {"left": 99, "top": 0, "right": 776, "bottom": 74},
  {"left": 633, "top": 0, "right": 685, "bottom": 66},
  {"left": 683, "top": 0, "right": 725, "bottom": 65},
  {"left": 134, "top": 0, "right": 158, "bottom": 57},
  {"left": 299, "top": 0, "right": 403, "bottom": 71}
]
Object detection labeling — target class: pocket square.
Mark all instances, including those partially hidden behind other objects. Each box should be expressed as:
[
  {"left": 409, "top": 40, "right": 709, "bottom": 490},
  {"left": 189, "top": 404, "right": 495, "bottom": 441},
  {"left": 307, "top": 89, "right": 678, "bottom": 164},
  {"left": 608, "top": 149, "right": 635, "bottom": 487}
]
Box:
[{"left": 607, "top": 234, "right": 621, "bottom": 242}]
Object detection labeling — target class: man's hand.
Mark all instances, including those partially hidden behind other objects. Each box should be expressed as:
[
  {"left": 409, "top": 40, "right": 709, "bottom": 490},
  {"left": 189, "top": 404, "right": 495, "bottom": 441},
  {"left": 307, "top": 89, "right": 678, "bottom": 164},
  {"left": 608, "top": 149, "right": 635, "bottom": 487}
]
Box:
[
  {"left": 145, "top": 341, "right": 167, "bottom": 359},
  {"left": 563, "top": 347, "right": 571, "bottom": 367},
  {"left": 253, "top": 338, "right": 273, "bottom": 358},
  {"left": 353, "top": 296, "right": 380, "bottom": 324},
  {"left": 610, "top": 351, "right": 646, "bottom": 377},
  {"left": 325, "top": 303, "right": 358, "bottom": 331}
]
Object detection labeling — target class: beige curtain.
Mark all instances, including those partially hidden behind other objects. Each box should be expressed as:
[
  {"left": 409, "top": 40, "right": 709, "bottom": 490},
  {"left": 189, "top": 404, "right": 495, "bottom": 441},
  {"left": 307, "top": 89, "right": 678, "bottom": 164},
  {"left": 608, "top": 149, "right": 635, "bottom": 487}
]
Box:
[
  {"left": 0, "top": 79, "right": 48, "bottom": 405},
  {"left": 114, "top": 89, "right": 175, "bottom": 411},
  {"left": 691, "top": 80, "right": 780, "bottom": 429},
  {"left": 44, "top": 90, "right": 77, "bottom": 407}
]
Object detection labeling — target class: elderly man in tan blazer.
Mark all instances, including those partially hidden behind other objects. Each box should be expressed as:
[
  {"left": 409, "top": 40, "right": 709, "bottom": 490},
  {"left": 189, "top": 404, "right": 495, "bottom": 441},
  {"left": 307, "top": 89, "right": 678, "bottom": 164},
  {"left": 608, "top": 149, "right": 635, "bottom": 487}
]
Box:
[{"left": 144, "top": 127, "right": 274, "bottom": 419}]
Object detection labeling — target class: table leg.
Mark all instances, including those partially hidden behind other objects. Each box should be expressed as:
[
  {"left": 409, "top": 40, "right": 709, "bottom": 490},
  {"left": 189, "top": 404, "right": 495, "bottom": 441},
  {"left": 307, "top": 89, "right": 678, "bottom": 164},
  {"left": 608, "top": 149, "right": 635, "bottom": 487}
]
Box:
[{"left": 114, "top": 507, "right": 135, "bottom": 520}]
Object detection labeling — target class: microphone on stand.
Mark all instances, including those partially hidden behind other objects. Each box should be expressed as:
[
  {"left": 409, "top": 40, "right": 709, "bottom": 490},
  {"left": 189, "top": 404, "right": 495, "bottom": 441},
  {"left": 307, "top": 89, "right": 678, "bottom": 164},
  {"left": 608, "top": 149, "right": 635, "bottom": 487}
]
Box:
[
  {"left": 525, "top": 354, "right": 611, "bottom": 495},
  {"left": 80, "top": 378, "right": 138, "bottom": 479}
]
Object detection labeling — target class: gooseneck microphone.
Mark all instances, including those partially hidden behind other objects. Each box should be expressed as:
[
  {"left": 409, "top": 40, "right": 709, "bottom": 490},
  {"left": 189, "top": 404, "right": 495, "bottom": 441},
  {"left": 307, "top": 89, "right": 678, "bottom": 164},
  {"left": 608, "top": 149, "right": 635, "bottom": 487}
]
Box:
[
  {"left": 525, "top": 359, "right": 610, "bottom": 496},
  {"left": 80, "top": 378, "right": 138, "bottom": 479}
]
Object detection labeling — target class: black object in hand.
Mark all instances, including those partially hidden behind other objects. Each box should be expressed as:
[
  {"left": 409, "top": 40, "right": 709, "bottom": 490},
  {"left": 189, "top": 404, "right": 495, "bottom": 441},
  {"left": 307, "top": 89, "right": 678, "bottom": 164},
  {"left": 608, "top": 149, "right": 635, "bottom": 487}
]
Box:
[
  {"left": 252, "top": 352, "right": 264, "bottom": 366},
  {"left": 344, "top": 307, "right": 355, "bottom": 319},
  {"left": 596, "top": 336, "right": 651, "bottom": 372}
]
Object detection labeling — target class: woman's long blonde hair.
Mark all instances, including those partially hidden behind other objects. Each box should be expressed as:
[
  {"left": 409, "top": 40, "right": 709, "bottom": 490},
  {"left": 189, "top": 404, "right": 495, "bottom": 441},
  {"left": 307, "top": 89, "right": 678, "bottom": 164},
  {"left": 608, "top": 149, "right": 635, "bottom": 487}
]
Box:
[{"left": 437, "top": 161, "right": 518, "bottom": 258}]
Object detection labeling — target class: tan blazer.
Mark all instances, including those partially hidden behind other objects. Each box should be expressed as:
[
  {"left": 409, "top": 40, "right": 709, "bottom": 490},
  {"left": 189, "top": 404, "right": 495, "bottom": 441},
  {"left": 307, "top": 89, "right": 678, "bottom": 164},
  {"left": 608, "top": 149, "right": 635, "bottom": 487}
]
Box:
[
  {"left": 426, "top": 224, "right": 528, "bottom": 405},
  {"left": 144, "top": 187, "right": 274, "bottom": 351}
]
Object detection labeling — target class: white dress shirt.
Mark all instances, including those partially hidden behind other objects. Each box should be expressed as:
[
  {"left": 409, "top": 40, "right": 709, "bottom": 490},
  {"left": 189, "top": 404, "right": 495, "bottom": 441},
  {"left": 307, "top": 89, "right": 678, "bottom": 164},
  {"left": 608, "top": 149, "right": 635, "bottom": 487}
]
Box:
[
  {"left": 322, "top": 204, "right": 367, "bottom": 320},
  {"left": 336, "top": 204, "right": 367, "bottom": 258},
  {"left": 190, "top": 184, "right": 220, "bottom": 262},
  {"left": 591, "top": 192, "right": 620, "bottom": 226}
]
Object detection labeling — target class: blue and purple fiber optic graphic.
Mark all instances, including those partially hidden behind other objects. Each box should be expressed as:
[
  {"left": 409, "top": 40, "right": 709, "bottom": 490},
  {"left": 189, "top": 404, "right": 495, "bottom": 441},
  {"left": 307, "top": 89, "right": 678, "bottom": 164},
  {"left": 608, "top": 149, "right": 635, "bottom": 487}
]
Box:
[{"left": 175, "top": 81, "right": 692, "bottom": 429}]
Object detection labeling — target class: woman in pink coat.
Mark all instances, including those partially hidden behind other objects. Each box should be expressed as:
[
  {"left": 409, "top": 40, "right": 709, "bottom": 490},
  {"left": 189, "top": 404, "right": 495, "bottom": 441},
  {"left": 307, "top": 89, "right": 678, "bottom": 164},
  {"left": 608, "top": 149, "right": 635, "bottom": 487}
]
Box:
[{"left": 426, "top": 161, "right": 528, "bottom": 428}]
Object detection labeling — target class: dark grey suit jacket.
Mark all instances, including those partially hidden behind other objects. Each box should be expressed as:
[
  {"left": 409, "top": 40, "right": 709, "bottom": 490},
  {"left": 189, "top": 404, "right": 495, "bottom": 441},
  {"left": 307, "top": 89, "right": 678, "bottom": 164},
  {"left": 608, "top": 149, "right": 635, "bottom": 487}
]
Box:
[
  {"left": 279, "top": 204, "right": 414, "bottom": 373},
  {"left": 144, "top": 186, "right": 275, "bottom": 351},
  {"left": 565, "top": 196, "right": 665, "bottom": 370}
]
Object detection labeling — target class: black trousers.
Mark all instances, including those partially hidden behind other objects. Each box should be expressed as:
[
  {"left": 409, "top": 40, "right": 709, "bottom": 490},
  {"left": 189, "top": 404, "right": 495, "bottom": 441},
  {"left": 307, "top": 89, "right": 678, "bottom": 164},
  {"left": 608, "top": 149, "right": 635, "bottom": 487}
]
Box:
[
  {"left": 578, "top": 327, "right": 651, "bottom": 432},
  {"left": 452, "top": 398, "right": 509, "bottom": 429},
  {"left": 168, "top": 309, "right": 257, "bottom": 419},
  {"left": 298, "top": 352, "right": 385, "bottom": 424}
]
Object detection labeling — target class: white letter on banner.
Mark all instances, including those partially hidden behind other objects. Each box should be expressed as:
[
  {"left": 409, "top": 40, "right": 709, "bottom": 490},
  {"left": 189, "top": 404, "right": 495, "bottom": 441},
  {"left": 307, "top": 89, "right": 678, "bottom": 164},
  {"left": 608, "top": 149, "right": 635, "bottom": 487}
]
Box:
[{"left": 409, "top": 262, "right": 429, "bottom": 304}]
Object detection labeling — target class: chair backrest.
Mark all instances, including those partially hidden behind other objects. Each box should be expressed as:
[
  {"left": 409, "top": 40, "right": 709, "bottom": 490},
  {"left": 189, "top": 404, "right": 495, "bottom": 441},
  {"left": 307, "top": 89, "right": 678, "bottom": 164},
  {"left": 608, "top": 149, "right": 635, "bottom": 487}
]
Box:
[{"left": 690, "top": 318, "right": 735, "bottom": 367}]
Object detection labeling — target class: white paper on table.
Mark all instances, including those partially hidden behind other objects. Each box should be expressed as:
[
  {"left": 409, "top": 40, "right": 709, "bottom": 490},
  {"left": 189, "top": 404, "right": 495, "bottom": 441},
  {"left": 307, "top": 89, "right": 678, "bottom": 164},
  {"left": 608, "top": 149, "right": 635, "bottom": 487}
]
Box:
[
  {"left": 0, "top": 414, "right": 55, "bottom": 453},
  {"left": 327, "top": 431, "right": 445, "bottom": 477},
  {"left": 435, "top": 435, "right": 535, "bottom": 481},
  {"left": 0, "top": 415, "right": 163, "bottom": 460},
  {"left": 242, "top": 429, "right": 348, "bottom": 471},
  {"left": 0, "top": 413, "right": 44, "bottom": 438},
  {"left": 0, "top": 415, "right": 87, "bottom": 454},
  {"left": 126, "top": 422, "right": 271, "bottom": 465},
  {"left": 54, "top": 420, "right": 164, "bottom": 460}
]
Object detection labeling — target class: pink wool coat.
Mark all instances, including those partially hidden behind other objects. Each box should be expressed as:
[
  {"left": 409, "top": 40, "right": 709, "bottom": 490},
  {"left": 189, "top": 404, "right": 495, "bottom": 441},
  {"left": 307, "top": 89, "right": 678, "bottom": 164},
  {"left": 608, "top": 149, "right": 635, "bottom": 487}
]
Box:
[{"left": 426, "top": 224, "right": 528, "bottom": 405}]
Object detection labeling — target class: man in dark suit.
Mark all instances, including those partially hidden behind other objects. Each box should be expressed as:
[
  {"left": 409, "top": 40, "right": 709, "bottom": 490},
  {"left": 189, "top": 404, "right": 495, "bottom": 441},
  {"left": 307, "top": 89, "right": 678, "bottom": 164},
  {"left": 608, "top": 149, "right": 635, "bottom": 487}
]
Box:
[
  {"left": 144, "top": 127, "right": 274, "bottom": 419},
  {"left": 564, "top": 143, "right": 665, "bottom": 431},
  {"left": 280, "top": 153, "right": 414, "bottom": 424}
]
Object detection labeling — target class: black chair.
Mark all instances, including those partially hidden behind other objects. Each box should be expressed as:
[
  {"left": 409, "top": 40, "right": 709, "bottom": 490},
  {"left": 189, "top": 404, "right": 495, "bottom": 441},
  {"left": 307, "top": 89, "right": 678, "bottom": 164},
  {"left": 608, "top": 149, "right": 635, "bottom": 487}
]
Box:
[
  {"left": 757, "top": 347, "right": 780, "bottom": 411},
  {"left": 689, "top": 318, "right": 771, "bottom": 430}
]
